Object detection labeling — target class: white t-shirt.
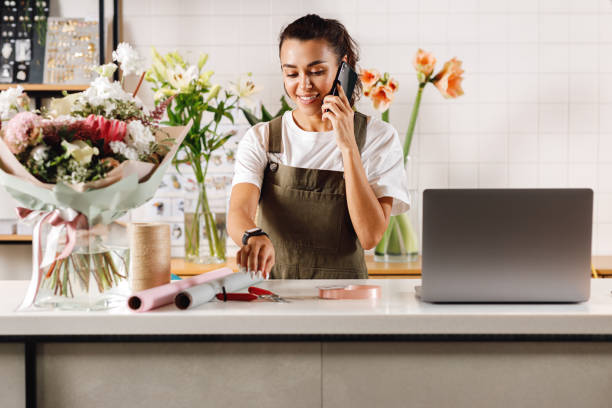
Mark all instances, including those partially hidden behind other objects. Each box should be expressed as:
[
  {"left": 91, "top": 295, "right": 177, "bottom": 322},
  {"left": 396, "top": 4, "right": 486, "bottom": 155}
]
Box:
[{"left": 231, "top": 110, "right": 410, "bottom": 215}]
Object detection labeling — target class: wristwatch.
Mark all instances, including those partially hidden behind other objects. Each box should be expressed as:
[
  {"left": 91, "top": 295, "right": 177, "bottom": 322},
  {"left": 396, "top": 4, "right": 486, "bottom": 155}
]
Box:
[{"left": 242, "top": 228, "right": 269, "bottom": 245}]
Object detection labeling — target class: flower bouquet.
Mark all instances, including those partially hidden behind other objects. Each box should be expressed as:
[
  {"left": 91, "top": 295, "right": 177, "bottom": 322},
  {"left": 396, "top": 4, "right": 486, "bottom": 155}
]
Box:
[
  {"left": 361, "top": 49, "right": 464, "bottom": 262},
  {"left": 0, "top": 44, "right": 189, "bottom": 310}
]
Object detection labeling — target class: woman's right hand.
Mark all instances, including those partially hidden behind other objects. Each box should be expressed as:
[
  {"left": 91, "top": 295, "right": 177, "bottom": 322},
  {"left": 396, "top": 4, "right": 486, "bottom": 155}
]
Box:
[{"left": 236, "top": 235, "right": 275, "bottom": 279}]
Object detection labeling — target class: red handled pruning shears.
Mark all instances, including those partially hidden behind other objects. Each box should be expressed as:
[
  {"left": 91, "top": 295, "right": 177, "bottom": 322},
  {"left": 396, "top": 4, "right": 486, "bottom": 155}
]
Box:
[{"left": 215, "top": 286, "right": 289, "bottom": 303}]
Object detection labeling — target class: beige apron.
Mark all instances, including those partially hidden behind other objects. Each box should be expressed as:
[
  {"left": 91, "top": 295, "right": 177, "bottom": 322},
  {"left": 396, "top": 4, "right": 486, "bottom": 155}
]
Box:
[{"left": 257, "top": 112, "right": 369, "bottom": 279}]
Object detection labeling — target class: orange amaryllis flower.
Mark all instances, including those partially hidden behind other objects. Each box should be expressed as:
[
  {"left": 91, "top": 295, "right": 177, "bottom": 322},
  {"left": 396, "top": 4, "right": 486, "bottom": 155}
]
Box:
[
  {"left": 388, "top": 77, "right": 399, "bottom": 92},
  {"left": 432, "top": 58, "right": 464, "bottom": 99},
  {"left": 413, "top": 49, "right": 436, "bottom": 83},
  {"left": 360, "top": 68, "right": 380, "bottom": 95},
  {"left": 369, "top": 84, "right": 395, "bottom": 112}
]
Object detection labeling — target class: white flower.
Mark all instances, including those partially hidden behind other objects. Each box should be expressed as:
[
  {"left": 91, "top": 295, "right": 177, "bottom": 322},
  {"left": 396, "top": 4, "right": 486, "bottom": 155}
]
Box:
[
  {"left": 74, "top": 76, "right": 141, "bottom": 115},
  {"left": 230, "top": 73, "right": 262, "bottom": 109},
  {"left": 92, "top": 63, "right": 118, "bottom": 78},
  {"left": 30, "top": 145, "right": 49, "bottom": 162},
  {"left": 109, "top": 141, "right": 139, "bottom": 161},
  {"left": 167, "top": 65, "right": 199, "bottom": 91},
  {"left": 61, "top": 140, "right": 99, "bottom": 165},
  {"left": 0, "top": 86, "right": 30, "bottom": 121},
  {"left": 125, "top": 120, "right": 155, "bottom": 156},
  {"left": 112, "top": 42, "right": 145, "bottom": 76},
  {"left": 57, "top": 159, "right": 89, "bottom": 184}
]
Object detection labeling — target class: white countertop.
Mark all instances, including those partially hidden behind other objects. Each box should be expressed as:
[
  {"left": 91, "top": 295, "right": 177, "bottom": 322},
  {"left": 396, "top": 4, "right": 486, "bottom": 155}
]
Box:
[{"left": 2, "top": 279, "right": 612, "bottom": 336}]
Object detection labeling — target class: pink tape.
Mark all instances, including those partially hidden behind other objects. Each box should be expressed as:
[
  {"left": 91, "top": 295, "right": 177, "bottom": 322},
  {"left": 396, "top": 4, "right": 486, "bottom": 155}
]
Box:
[
  {"left": 128, "top": 267, "right": 234, "bottom": 312},
  {"left": 318, "top": 285, "right": 381, "bottom": 300}
]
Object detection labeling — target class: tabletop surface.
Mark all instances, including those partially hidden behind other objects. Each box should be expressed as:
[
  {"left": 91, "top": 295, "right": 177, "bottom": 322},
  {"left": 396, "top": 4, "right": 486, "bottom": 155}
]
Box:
[{"left": 3, "top": 279, "right": 612, "bottom": 336}]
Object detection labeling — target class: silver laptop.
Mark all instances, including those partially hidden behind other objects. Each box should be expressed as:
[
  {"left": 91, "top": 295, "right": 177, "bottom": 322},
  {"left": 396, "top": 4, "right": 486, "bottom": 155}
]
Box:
[{"left": 416, "top": 189, "right": 593, "bottom": 303}]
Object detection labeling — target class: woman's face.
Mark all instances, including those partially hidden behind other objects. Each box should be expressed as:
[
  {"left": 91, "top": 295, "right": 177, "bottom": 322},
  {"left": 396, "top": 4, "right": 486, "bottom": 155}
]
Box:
[{"left": 279, "top": 38, "right": 340, "bottom": 117}]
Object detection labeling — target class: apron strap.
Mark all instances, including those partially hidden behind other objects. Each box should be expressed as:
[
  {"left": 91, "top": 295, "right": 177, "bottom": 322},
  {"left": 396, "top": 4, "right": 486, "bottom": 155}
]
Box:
[
  {"left": 267, "top": 111, "right": 369, "bottom": 154},
  {"left": 353, "top": 111, "right": 368, "bottom": 154},
  {"left": 267, "top": 116, "right": 283, "bottom": 153}
]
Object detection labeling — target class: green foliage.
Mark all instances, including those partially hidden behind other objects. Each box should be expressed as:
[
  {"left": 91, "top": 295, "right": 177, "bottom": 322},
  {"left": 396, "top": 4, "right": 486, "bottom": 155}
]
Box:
[
  {"left": 239, "top": 96, "right": 292, "bottom": 126},
  {"left": 71, "top": 99, "right": 146, "bottom": 122},
  {"left": 145, "top": 48, "right": 239, "bottom": 183}
]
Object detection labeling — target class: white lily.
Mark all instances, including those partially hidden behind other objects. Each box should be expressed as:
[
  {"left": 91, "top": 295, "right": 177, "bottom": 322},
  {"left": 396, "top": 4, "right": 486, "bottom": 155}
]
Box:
[
  {"left": 61, "top": 140, "right": 99, "bottom": 165},
  {"left": 167, "top": 65, "right": 199, "bottom": 92},
  {"left": 230, "top": 73, "right": 262, "bottom": 109},
  {"left": 92, "top": 63, "right": 118, "bottom": 78}
]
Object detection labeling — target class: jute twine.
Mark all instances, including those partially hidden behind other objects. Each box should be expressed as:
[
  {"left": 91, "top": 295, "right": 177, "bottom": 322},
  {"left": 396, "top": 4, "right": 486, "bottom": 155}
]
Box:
[{"left": 129, "top": 223, "right": 171, "bottom": 293}]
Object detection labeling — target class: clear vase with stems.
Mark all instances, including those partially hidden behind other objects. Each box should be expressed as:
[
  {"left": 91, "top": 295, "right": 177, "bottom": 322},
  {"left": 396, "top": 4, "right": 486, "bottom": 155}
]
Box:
[
  {"left": 374, "top": 108, "right": 420, "bottom": 262},
  {"left": 184, "top": 177, "right": 227, "bottom": 264},
  {"left": 34, "top": 222, "right": 130, "bottom": 310},
  {"left": 362, "top": 50, "right": 464, "bottom": 263}
]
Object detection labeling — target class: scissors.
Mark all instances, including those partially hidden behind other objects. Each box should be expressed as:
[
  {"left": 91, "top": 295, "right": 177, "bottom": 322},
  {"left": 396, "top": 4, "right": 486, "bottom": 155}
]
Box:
[{"left": 215, "top": 286, "right": 290, "bottom": 303}]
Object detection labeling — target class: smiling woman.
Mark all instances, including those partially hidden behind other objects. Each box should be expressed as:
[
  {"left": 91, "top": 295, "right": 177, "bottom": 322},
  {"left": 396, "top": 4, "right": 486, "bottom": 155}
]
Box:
[{"left": 227, "top": 14, "right": 410, "bottom": 280}]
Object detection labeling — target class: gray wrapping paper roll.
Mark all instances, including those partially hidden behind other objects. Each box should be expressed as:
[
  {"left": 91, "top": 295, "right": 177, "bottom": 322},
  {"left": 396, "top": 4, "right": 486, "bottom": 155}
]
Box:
[{"left": 175, "top": 272, "right": 263, "bottom": 310}]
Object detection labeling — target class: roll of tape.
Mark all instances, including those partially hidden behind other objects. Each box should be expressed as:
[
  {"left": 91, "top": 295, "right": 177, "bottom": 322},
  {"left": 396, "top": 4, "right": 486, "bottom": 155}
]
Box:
[
  {"left": 318, "top": 285, "right": 381, "bottom": 300},
  {"left": 129, "top": 223, "right": 171, "bottom": 292}
]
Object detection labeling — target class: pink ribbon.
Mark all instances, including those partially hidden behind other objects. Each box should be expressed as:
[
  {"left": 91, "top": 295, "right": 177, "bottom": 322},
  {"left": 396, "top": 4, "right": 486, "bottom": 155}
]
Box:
[{"left": 16, "top": 207, "right": 88, "bottom": 310}]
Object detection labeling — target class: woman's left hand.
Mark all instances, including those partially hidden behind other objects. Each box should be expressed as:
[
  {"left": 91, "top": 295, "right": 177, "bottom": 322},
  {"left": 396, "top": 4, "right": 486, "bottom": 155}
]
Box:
[{"left": 322, "top": 85, "right": 357, "bottom": 154}]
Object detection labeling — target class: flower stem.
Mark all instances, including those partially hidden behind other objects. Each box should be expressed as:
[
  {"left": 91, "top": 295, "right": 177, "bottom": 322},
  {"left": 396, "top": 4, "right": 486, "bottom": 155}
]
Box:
[{"left": 403, "top": 82, "right": 425, "bottom": 163}]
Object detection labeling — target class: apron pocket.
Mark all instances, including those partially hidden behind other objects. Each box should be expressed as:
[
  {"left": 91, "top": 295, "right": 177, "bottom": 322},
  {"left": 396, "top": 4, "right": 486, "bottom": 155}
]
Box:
[
  {"left": 260, "top": 183, "right": 345, "bottom": 253},
  {"left": 306, "top": 267, "right": 366, "bottom": 279}
]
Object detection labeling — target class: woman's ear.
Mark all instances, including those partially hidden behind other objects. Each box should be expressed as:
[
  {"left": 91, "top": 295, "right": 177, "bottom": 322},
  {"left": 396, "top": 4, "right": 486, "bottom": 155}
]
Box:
[{"left": 342, "top": 55, "right": 348, "bottom": 63}]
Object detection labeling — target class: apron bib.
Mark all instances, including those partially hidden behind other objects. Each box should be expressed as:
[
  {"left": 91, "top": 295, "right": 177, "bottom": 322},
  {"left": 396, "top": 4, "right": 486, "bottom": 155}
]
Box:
[{"left": 257, "top": 112, "right": 369, "bottom": 279}]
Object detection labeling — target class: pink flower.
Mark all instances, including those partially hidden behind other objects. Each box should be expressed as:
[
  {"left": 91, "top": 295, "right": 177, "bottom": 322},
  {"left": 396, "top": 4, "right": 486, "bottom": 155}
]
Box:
[
  {"left": 432, "top": 58, "right": 464, "bottom": 99},
  {"left": 413, "top": 49, "right": 436, "bottom": 83},
  {"left": 2, "top": 112, "right": 43, "bottom": 154},
  {"left": 83, "top": 115, "right": 127, "bottom": 153}
]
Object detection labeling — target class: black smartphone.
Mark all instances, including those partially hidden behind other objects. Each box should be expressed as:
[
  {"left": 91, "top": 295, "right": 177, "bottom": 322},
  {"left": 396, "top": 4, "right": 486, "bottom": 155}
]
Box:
[{"left": 329, "top": 61, "right": 358, "bottom": 102}]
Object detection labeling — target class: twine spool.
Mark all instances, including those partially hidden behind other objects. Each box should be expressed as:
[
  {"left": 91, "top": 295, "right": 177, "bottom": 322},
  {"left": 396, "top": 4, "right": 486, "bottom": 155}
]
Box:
[{"left": 129, "top": 223, "right": 171, "bottom": 293}]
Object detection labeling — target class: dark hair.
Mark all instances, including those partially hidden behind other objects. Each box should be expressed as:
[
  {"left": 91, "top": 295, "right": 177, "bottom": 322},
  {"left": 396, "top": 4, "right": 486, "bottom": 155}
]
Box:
[{"left": 279, "top": 14, "right": 361, "bottom": 105}]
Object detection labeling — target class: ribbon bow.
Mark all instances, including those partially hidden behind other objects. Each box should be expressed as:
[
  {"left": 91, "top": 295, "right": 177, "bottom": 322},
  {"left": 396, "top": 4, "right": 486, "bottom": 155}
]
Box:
[{"left": 16, "top": 207, "right": 88, "bottom": 310}]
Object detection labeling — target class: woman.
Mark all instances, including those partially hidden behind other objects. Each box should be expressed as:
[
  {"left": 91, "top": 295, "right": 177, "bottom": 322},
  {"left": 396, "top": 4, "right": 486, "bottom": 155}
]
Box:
[{"left": 227, "top": 14, "right": 409, "bottom": 279}]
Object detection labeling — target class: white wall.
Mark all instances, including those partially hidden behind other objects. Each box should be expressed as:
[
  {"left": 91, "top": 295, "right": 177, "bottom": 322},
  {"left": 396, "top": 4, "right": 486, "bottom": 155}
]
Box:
[
  {"left": 1, "top": 0, "right": 611, "bottom": 258},
  {"left": 120, "top": 0, "right": 612, "bottom": 254}
]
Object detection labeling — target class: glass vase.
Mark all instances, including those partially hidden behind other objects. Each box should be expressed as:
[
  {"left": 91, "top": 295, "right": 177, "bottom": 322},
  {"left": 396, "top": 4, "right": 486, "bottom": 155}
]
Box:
[
  {"left": 374, "top": 189, "right": 419, "bottom": 262},
  {"left": 33, "top": 222, "right": 130, "bottom": 311},
  {"left": 374, "top": 156, "right": 419, "bottom": 262},
  {"left": 183, "top": 181, "right": 227, "bottom": 264}
]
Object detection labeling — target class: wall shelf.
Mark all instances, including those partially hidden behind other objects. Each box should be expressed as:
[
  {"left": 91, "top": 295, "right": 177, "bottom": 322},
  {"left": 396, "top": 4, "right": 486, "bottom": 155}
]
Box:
[
  {"left": 0, "top": 84, "right": 88, "bottom": 92},
  {"left": 0, "top": 235, "right": 32, "bottom": 243}
]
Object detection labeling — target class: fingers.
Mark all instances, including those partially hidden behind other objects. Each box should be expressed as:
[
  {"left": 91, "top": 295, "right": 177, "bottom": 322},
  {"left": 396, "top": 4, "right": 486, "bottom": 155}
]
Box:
[
  {"left": 265, "top": 252, "right": 275, "bottom": 279},
  {"left": 323, "top": 95, "right": 348, "bottom": 114},
  {"left": 237, "top": 237, "right": 275, "bottom": 280},
  {"left": 321, "top": 98, "right": 343, "bottom": 117},
  {"left": 247, "top": 245, "right": 260, "bottom": 277},
  {"left": 237, "top": 246, "right": 249, "bottom": 272}
]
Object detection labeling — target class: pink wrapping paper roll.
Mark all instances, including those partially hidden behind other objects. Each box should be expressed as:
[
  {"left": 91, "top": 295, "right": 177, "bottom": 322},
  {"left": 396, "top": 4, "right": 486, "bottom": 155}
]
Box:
[{"left": 127, "top": 267, "right": 233, "bottom": 312}]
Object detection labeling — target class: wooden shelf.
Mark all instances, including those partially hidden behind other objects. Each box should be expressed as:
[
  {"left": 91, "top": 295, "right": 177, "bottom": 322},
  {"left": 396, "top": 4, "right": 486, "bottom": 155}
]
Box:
[
  {"left": 0, "top": 235, "right": 32, "bottom": 242},
  {"left": 0, "top": 84, "right": 88, "bottom": 92},
  {"left": 172, "top": 255, "right": 612, "bottom": 279},
  {"left": 171, "top": 255, "right": 422, "bottom": 278}
]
